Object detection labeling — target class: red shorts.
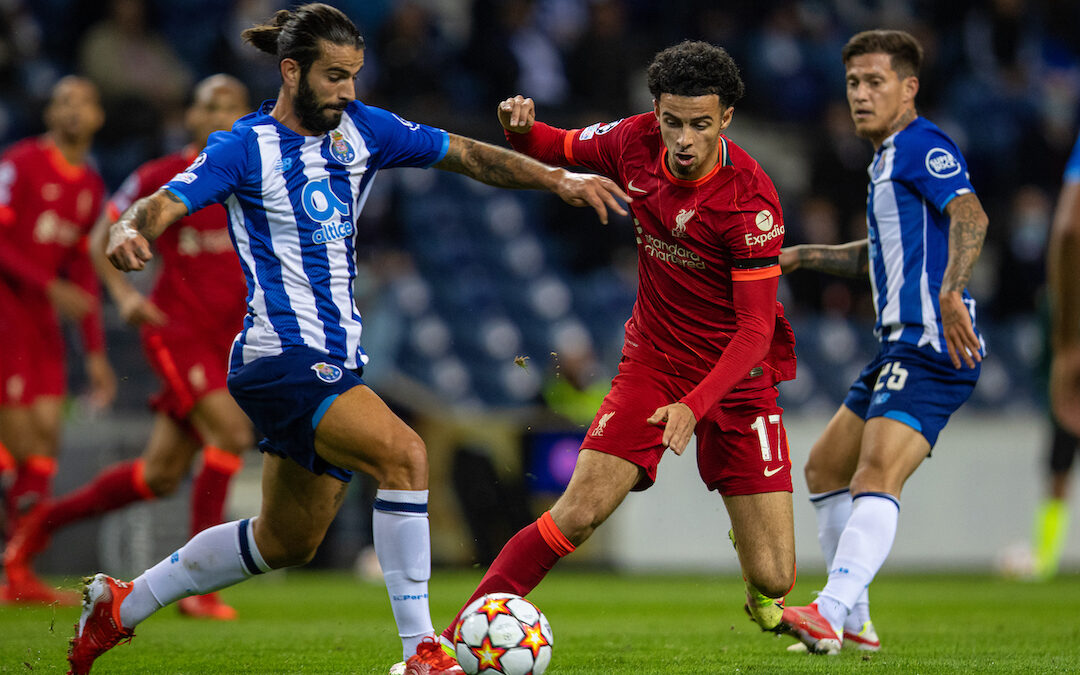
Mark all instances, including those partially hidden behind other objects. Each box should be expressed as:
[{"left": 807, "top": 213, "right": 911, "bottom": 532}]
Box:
[
  {"left": 142, "top": 325, "right": 231, "bottom": 422},
  {"left": 582, "top": 357, "right": 793, "bottom": 496},
  {"left": 0, "top": 287, "right": 66, "bottom": 405}
]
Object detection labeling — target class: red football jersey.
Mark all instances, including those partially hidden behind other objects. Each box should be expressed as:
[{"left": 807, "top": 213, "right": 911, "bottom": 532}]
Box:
[
  {"left": 511, "top": 113, "right": 796, "bottom": 391},
  {"left": 0, "top": 136, "right": 106, "bottom": 351},
  {"left": 106, "top": 147, "right": 246, "bottom": 338}
]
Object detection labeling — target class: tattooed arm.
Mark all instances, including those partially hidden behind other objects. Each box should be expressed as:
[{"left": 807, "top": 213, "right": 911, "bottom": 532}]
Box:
[
  {"left": 104, "top": 188, "right": 189, "bottom": 272},
  {"left": 434, "top": 133, "right": 630, "bottom": 224},
  {"left": 940, "top": 192, "right": 989, "bottom": 369},
  {"left": 779, "top": 239, "right": 869, "bottom": 278}
]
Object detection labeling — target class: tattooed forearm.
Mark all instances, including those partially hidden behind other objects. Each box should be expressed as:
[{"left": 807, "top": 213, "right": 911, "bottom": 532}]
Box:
[
  {"left": 941, "top": 193, "right": 989, "bottom": 294},
  {"left": 115, "top": 189, "right": 186, "bottom": 242},
  {"left": 792, "top": 240, "right": 869, "bottom": 278},
  {"left": 436, "top": 134, "right": 558, "bottom": 191}
]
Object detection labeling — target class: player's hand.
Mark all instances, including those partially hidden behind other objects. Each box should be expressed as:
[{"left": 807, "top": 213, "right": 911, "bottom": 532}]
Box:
[
  {"left": 553, "top": 170, "right": 630, "bottom": 225},
  {"left": 939, "top": 290, "right": 982, "bottom": 369},
  {"left": 1050, "top": 345, "right": 1080, "bottom": 436},
  {"left": 107, "top": 221, "right": 153, "bottom": 271},
  {"left": 46, "top": 279, "right": 96, "bottom": 319},
  {"left": 647, "top": 402, "right": 697, "bottom": 455},
  {"left": 117, "top": 291, "right": 167, "bottom": 327},
  {"left": 779, "top": 246, "right": 801, "bottom": 273},
  {"left": 85, "top": 352, "right": 117, "bottom": 412},
  {"left": 498, "top": 95, "right": 536, "bottom": 134}
]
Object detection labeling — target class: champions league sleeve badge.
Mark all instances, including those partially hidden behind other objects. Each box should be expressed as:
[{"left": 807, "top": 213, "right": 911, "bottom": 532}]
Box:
[{"left": 311, "top": 362, "right": 344, "bottom": 383}]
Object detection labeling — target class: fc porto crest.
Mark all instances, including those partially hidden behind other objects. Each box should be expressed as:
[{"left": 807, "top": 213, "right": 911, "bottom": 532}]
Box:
[
  {"left": 329, "top": 130, "right": 355, "bottom": 164},
  {"left": 311, "top": 362, "right": 343, "bottom": 383}
]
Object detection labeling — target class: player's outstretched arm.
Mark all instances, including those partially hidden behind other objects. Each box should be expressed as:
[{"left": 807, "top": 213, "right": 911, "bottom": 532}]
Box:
[
  {"left": 779, "top": 239, "right": 868, "bottom": 277},
  {"left": 940, "top": 192, "right": 989, "bottom": 369},
  {"left": 106, "top": 188, "right": 189, "bottom": 272},
  {"left": 433, "top": 134, "right": 630, "bottom": 224},
  {"left": 89, "top": 210, "right": 167, "bottom": 326},
  {"left": 1048, "top": 179, "right": 1080, "bottom": 435}
]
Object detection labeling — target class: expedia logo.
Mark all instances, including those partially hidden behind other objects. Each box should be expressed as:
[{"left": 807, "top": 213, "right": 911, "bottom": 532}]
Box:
[
  {"left": 311, "top": 220, "right": 355, "bottom": 244},
  {"left": 311, "top": 362, "right": 343, "bottom": 383},
  {"left": 925, "top": 147, "right": 961, "bottom": 178},
  {"left": 744, "top": 223, "right": 785, "bottom": 247}
]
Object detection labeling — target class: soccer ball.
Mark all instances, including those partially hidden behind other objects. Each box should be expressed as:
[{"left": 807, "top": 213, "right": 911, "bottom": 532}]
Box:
[{"left": 454, "top": 593, "right": 553, "bottom": 675}]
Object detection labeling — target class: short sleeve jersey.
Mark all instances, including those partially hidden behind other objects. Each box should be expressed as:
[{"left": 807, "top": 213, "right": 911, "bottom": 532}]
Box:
[
  {"left": 0, "top": 137, "right": 105, "bottom": 292},
  {"left": 108, "top": 147, "right": 246, "bottom": 337},
  {"left": 563, "top": 113, "right": 795, "bottom": 386},
  {"left": 164, "top": 100, "right": 449, "bottom": 370},
  {"left": 866, "top": 116, "right": 981, "bottom": 351}
]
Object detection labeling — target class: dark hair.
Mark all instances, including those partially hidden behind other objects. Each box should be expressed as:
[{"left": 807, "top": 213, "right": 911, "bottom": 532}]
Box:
[
  {"left": 241, "top": 3, "right": 364, "bottom": 73},
  {"left": 842, "top": 30, "right": 923, "bottom": 79},
  {"left": 646, "top": 40, "right": 745, "bottom": 108}
]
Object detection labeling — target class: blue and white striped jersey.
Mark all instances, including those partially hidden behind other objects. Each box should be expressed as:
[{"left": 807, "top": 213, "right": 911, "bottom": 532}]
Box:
[
  {"left": 164, "top": 99, "right": 449, "bottom": 371},
  {"left": 865, "top": 116, "right": 981, "bottom": 352},
  {"left": 1064, "top": 131, "right": 1080, "bottom": 184}
]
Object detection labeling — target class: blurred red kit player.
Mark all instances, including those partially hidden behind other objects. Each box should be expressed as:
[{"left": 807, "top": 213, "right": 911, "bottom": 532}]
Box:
[
  {"left": 3, "top": 76, "right": 253, "bottom": 616},
  {"left": 0, "top": 77, "right": 113, "bottom": 544}
]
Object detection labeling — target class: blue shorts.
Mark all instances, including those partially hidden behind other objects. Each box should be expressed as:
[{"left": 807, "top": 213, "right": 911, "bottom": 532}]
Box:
[
  {"left": 842, "top": 341, "right": 979, "bottom": 448},
  {"left": 227, "top": 346, "right": 364, "bottom": 482}
]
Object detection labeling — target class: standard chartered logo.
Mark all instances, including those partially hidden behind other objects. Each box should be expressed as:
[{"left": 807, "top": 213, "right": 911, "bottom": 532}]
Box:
[{"left": 641, "top": 232, "right": 705, "bottom": 270}]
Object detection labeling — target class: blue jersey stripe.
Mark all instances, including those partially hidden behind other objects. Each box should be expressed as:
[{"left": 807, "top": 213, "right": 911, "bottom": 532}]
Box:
[
  {"left": 865, "top": 117, "right": 980, "bottom": 353},
  {"left": 165, "top": 99, "right": 449, "bottom": 371}
]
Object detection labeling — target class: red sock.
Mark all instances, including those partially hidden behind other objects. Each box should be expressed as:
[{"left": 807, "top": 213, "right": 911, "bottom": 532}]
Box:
[
  {"left": 8, "top": 455, "right": 57, "bottom": 516},
  {"left": 40, "top": 459, "right": 155, "bottom": 532},
  {"left": 0, "top": 441, "right": 15, "bottom": 479},
  {"left": 441, "top": 511, "right": 575, "bottom": 641},
  {"left": 189, "top": 446, "right": 242, "bottom": 537}
]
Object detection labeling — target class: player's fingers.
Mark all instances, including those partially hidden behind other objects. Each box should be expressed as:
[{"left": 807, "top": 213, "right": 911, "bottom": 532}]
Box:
[
  {"left": 945, "top": 339, "right": 961, "bottom": 369},
  {"left": 646, "top": 408, "right": 667, "bottom": 426},
  {"left": 584, "top": 191, "right": 610, "bottom": 225},
  {"left": 597, "top": 180, "right": 631, "bottom": 216}
]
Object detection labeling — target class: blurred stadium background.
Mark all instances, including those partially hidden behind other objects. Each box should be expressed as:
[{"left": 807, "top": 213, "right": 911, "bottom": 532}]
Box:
[{"left": 4, "top": 0, "right": 1079, "bottom": 577}]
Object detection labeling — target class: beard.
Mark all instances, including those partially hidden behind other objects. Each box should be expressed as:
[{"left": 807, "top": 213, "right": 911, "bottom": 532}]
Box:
[{"left": 295, "top": 75, "right": 344, "bottom": 134}]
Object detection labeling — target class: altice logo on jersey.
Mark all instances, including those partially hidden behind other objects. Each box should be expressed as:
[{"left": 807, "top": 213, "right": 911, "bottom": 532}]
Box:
[
  {"left": 302, "top": 177, "right": 354, "bottom": 244},
  {"left": 925, "top": 147, "right": 961, "bottom": 178}
]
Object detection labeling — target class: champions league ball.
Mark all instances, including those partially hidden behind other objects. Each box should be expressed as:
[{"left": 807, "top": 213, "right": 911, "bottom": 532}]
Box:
[{"left": 454, "top": 593, "right": 553, "bottom": 675}]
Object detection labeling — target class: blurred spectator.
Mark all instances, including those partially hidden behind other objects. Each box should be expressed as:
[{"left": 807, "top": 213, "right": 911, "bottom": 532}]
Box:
[
  {"left": 77, "top": 0, "right": 192, "bottom": 113},
  {"left": 372, "top": 1, "right": 456, "bottom": 125},
  {"left": 76, "top": 0, "right": 194, "bottom": 187},
  {"left": 994, "top": 185, "right": 1052, "bottom": 317},
  {"left": 564, "top": 0, "right": 637, "bottom": 124}
]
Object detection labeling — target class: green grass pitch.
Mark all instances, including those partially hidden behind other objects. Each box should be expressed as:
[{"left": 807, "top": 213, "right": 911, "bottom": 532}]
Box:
[{"left": 3, "top": 570, "right": 1079, "bottom": 673}]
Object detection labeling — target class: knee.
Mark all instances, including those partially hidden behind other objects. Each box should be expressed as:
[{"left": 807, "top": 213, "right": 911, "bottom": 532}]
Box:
[
  {"left": 803, "top": 447, "right": 837, "bottom": 494},
  {"left": 212, "top": 426, "right": 254, "bottom": 455}
]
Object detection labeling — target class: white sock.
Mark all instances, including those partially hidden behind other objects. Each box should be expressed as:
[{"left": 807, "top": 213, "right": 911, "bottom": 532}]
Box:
[
  {"left": 818, "top": 494, "right": 899, "bottom": 634},
  {"left": 120, "top": 518, "right": 270, "bottom": 628},
  {"left": 373, "top": 489, "right": 434, "bottom": 659},
  {"left": 810, "top": 489, "right": 870, "bottom": 631},
  {"left": 810, "top": 489, "right": 851, "bottom": 567}
]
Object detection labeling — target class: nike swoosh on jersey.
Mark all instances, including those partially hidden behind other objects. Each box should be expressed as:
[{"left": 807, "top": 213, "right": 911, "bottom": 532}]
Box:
[
  {"left": 627, "top": 180, "right": 647, "bottom": 193},
  {"left": 763, "top": 466, "right": 782, "bottom": 477}
]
